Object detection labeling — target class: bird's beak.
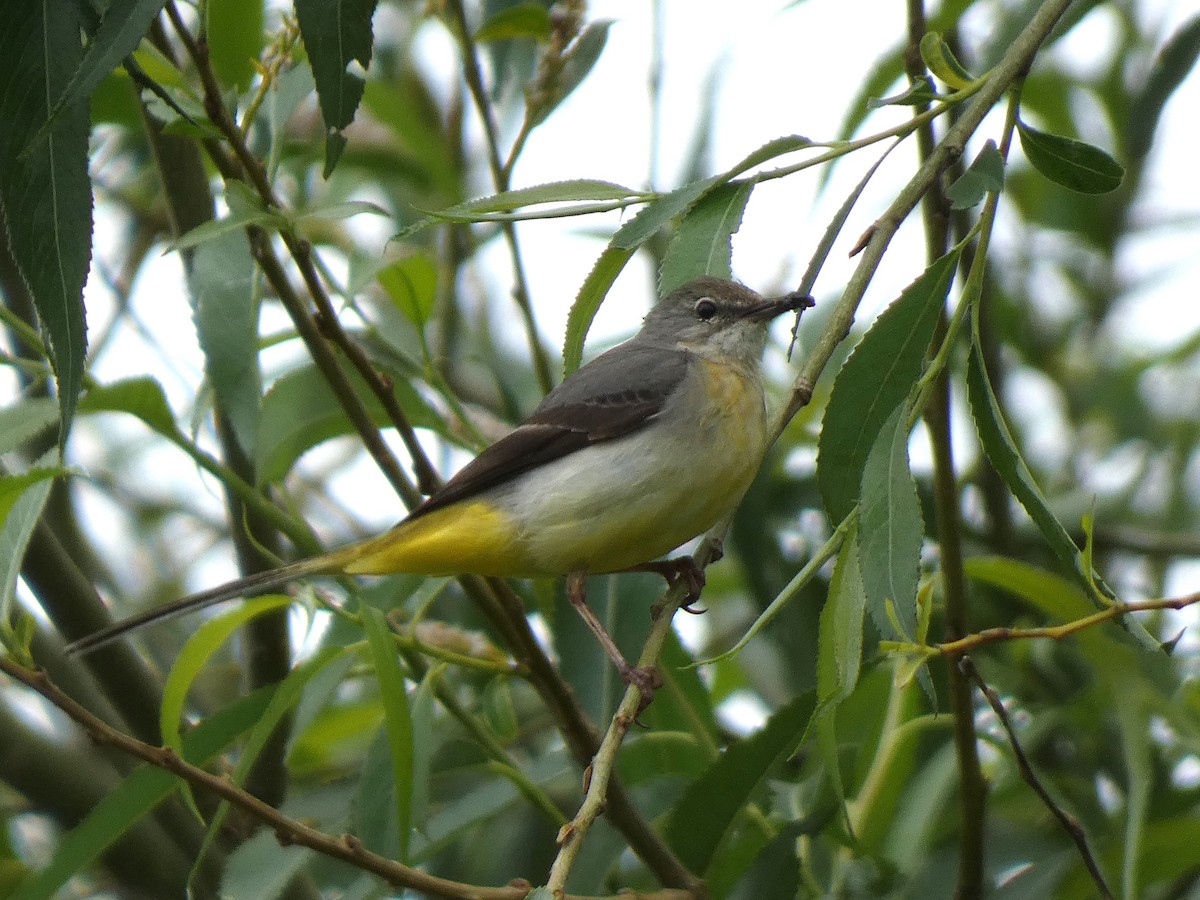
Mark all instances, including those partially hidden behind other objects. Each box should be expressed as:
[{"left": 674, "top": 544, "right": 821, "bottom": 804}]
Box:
[{"left": 740, "top": 290, "right": 815, "bottom": 322}]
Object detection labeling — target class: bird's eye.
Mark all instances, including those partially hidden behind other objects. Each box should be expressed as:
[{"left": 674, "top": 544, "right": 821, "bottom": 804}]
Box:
[{"left": 695, "top": 298, "right": 718, "bottom": 321}]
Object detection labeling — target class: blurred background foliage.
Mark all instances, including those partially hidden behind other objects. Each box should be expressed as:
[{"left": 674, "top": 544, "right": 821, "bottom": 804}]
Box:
[{"left": 1, "top": 0, "right": 1200, "bottom": 898}]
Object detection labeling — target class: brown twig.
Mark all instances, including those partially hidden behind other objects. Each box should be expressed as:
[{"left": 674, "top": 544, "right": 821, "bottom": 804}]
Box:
[
  {"left": 959, "top": 657, "right": 1114, "bottom": 899},
  {"left": 0, "top": 654, "right": 691, "bottom": 900}
]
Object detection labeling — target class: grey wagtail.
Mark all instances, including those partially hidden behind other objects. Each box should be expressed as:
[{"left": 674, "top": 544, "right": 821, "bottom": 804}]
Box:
[{"left": 66, "top": 277, "right": 813, "bottom": 691}]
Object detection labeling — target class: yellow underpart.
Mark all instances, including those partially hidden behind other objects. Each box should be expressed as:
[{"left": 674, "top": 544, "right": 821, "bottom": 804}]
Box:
[{"left": 341, "top": 500, "right": 533, "bottom": 578}]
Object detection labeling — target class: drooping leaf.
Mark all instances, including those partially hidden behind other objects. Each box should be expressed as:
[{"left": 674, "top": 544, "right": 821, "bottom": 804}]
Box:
[
  {"left": 1127, "top": 13, "right": 1200, "bottom": 161},
  {"left": 919, "top": 31, "right": 974, "bottom": 90},
  {"left": 475, "top": 2, "right": 553, "bottom": 42},
  {"left": 857, "top": 404, "right": 923, "bottom": 640},
  {"left": 659, "top": 181, "right": 754, "bottom": 295},
  {"left": 525, "top": 21, "right": 612, "bottom": 128},
  {"left": 817, "top": 250, "right": 959, "bottom": 523},
  {"left": 663, "top": 692, "right": 815, "bottom": 875},
  {"left": 206, "top": 0, "right": 264, "bottom": 91},
  {"left": 79, "top": 376, "right": 181, "bottom": 438},
  {"left": 0, "top": 0, "right": 93, "bottom": 446},
  {"left": 377, "top": 254, "right": 438, "bottom": 328},
  {"left": 360, "top": 606, "right": 414, "bottom": 861},
  {"left": 188, "top": 229, "right": 262, "bottom": 457},
  {"left": 294, "top": 0, "right": 379, "bottom": 176},
  {"left": 817, "top": 523, "right": 866, "bottom": 708},
  {"left": 254, "top": 362, "right": 442, "bottom": 484},
  {"left": 25, "top": 0, "right": 168, "bottom": 147},
  {"left": 160, "top": 595, "right": 294, "bottom": 755},
  {"left": 946, "top": 139, "right": 1005, "bottom": 209},
  {"left": 562, "top": 176, "right": 722, "bottom": 372},
  {"left": 1016, "top": 120, "right": 1124, "bottom": 194}
]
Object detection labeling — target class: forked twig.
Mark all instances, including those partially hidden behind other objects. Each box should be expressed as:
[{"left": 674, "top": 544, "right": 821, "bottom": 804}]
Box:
[{"left": 959, "top": 656, "right": 1113, "bottom": 899}]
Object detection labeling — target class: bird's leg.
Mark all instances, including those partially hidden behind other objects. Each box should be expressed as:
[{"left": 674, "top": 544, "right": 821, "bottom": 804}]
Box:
[
  {"left": 565, "top": 571, "right": 662, "bottom": 712},
  {"left": 629, "top": 555, "right": 710, "bottom": 615}
]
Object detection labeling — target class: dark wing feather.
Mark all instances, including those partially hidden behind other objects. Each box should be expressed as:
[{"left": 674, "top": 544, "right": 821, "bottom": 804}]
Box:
[{"left": 411, "top": 344, "right": 689, "bottom": 517}]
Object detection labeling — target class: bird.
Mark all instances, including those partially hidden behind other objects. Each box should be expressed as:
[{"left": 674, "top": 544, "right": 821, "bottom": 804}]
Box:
[{"left": 66, "top": 277, "right": 813, "bottom": 697}]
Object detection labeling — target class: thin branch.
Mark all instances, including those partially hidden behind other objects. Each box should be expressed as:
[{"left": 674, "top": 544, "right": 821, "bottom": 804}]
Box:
[
  {"left": 959, "top": 657, "right": 1114, "bottom": 899},
  {"left": 444, "top": 0, "right": 555, "bottom": 395},
  {"left": 0, "top": 655, "right": 691, "bottom": 900}
]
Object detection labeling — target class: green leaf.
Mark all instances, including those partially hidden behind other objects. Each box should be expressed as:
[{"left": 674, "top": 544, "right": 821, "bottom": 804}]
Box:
[
  {"left": 0, "top": 469, "right": 68, "bottom": 529},
  {"left": 220, "top": 830, "right": 313, "bottom": 900},
  {"left": 526, "top": 21, "right": 612, "bottom": 128},
  {"left": 817, "top": 250, "right": 958, "bottom": 523},
  {"left": 561, "top": 245, "right": 636, "bottom": 375},
  {"left": 296, "top": 198, "right": 388, "bottom": 224},
  {"left": 24, "top": 0, "right": 169, "bottom": 149},
  {"left": 0, "top": 399, "right": 59, "bottom": 456},
  {"left": 727, "top": 134, "right": 816, "bottom": 174},
  {"left": 965, "top": 315, "right": 1093, "bottom": 590},
  {"left": 659, "top": 181, "right": 754, "bottom": 295},
  {"left": 867, "top": 77, "right": 940, "bottom": 109},
  {"left": 79, "top": 376, "right": 180, "bottom": 437},
  {"left": 946, "top": 139, "right": 1005, "bottom": 209},
  {"left": 188, "top": 229, "right": 262, "bottom": 457},
  {"left": 160, "top": 595, "right": 294, "bottom": 755},
  {"left": 1016, "top": 120, "right": 1124, "bottom": 194},
  {"left": 919, "top": 31, "right": 974, "bottom": 90},
  {"left": 562, "top": 175, "right": 724, "bottom": 373},
  {"left": 857, "top": 404, "right": 923, "bottom": 640},
  {"left": 168, "top": 182, "right": 285, "bottom": 252},
  {"left": 206, "top": 0, "right": 264, "bottom": 92},
  {"left": 377, "top": 254, "right": 438, "bottom": 328},
  {"left": 360, "top": 606, "right": 414, "bottom": 862},
  {"left": 0, "top": 1, "right": 93, "bottom": 446},
  {"left": 1127, "top": 13, "right": 1200, "bottom": 161},
  {"left": 8, "top": 687, "right": 276, "bottom": 900},
  {"left": 425, "top": 179, "right": 645, "bottom": 219},
  {"left": 663, "top": 692, "right": 816, "bottom": 875},
  {"left": 817, "top": 523, "right": 866, "bottom": 707},
  {"left": 295, "top": 0, "right": 379, "bottom": 176},
  {"left": 0, "top": 461, "right": 54, "bottom": 637},
  {"left": 255, "top": 362, "right": 442, "bottom": 484},
  {"left": 475, "top": 2, "right": 553, "bottom": 42}
]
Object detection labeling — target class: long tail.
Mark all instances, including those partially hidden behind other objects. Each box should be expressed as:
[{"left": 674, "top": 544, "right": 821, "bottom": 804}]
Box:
[{"left": 64, "top": 553, "right": 346, "bottom": 657}]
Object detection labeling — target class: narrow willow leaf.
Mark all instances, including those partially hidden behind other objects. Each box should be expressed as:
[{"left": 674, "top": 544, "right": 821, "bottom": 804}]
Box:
[
  {"left": 188, "top": 229, "right": 261, "bottom": 456},
  {"left": 475, "top": 2, "right": 553, "bottom": 42},
  {"left": 728, "top": 134, "right": 815, "bottom": 173},
  {"left": 377, "top": 254, "right": 437, "bottom": 327},
  {"left": 562, "top": 176, "right": 723, "bottom": 372},
  {"left": 817, "top": 523, "right": 866, "bottom": 706},
  {"left": 919, "top": 31, "right": 973, "bottom": 90},
  {"left": 0, "top": 1, "right": 92, "bottom": 446},
  {"left": 24, "top": 0, "right": 169, "bottom": 149},
  {"left": 663, "top": 692, "right": 816, "bottom": 874},
  {"left": 169, "top": 183, "right": 285, "bottom": 252},
  {"left": 0, "top": 469, "right": 67, "bottom": 536},
  {"left": 1017, "top": 120, "right": 1124, "bottom": 194},
  {"left": 946, "top": 139, "right": 1005, "bottom": 209},
  {"left": 1127, "top": 13, "right": 1200, "bottom": 161},
  {"left": 867, "top": 77, "right": 940, "bottom": 109},
  {"left": 430, "top": 179, "right": 644, "bottom": 217},
  {"left": 526, "top": 21, "right": 612, "bottom": 128},
  {"left": 817, "top": 250, "right": 959, "bottom": 523},
  {"left": 206, "top": 0, "right": 263, "bottom": 91},
  {"left": 659, "top": 181, "right": 754, "bottom": 295},
  {"left": 0, "top": 466, "right": 54, "bottom": 629},
  {"left": 858, "top": 404, "right": 923, "bottom": 640},
  {"left": 255, "top": 363, "right": 443, "bottom": 484},
  {"left": 966, "top": 312, "right": 1158, "bottom": 650},
  {"left": 79, "top": 377, "right": 181, "bottom": 437},
  {"left": 561, "top": 246, "right": 635, "bottom": 375},
  {"left": 0, "top": 399, "right": 59, "bottom": 456},
  {"left": 361, "top": 606, "right": 414, "bottom": 861},
  {"left": 294, "top": 0, "right": 378, "bottom": 175},
  {"left": 160, "top": 595, "right": 294, "bottom": 755}
]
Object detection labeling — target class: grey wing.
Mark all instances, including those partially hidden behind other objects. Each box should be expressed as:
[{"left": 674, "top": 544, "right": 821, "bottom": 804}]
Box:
[{"left": 410, "top": 343, "right": 690, "bottom": 517}]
